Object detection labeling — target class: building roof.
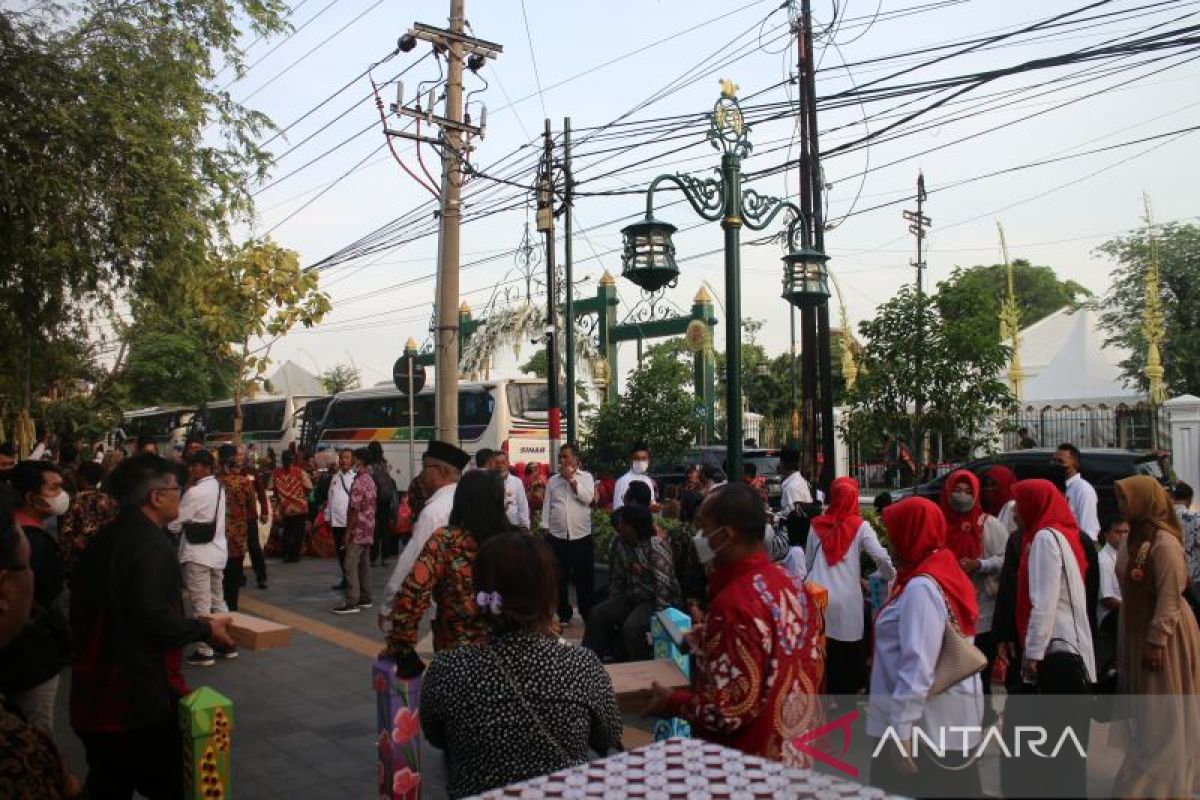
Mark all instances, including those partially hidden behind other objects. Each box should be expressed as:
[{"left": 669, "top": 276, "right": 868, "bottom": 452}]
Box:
[{"left": 1017, "top": 306, "right": 1140, "bottom": 406}]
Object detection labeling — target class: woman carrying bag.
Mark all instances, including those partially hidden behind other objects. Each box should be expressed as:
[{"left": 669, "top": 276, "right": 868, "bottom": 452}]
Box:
[
  {"left": 868, "top": 497, "right": 985, "bottom": 799},
  {"left": 1009, "top": 478, "right": 1095, "bottom": 800}
]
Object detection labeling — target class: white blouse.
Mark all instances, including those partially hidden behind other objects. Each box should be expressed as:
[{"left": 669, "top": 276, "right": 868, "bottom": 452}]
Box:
[
  {"left": 973, "top": 514, "right": 1011, "bottom": 635},
  {"left": 805, "top": 520, "right": 895, "bottom": 642},
  {"left": 868, "top": 576, "right": 984, "bottom": 746},
  {"left": 1024, "top": 527, "right": 1097, "bottom": 682}
]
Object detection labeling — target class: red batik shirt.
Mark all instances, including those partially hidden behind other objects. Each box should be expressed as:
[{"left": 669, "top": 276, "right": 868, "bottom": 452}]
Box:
[{"left": 667, "top": 550, "right": 825, "bottom": 764}]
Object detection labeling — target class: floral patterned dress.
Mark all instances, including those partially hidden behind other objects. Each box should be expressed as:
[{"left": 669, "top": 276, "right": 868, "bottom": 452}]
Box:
[
  {"left": 58, "top": 489, "right": 118, "bottom": 576},
  {"left": 382, "top": 526, "right": 488, "bottom": 659}
]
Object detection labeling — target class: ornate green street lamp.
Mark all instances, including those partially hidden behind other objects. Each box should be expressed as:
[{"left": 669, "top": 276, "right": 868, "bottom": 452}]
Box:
[{"left": 620, "top": 80, "right": 825, "bottom": 479}]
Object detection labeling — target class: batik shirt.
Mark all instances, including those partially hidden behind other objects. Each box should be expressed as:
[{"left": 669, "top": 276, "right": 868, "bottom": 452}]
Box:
[
  {"left": 57, "top": 488, "right": 118, "bottom": 575},
  {"left": 608, "top": 536, "right": 681, "bottom": 609},
  {"left": 382, "top": 526, "right": 488, "bottom": 658},
  {"left": 347, "top": 470, "right": 377, "bottom": 546},
  {"left": 0, "top": 700, "right": 70, "bottom": 799},
  {"left": 666, "top": 550, "right": 825, "bottom": 764},
  {"left": 219, "top": 473, "right": 258, "bottom": 560},
  {"left": 1177, "top": 504, "right": 1200, "bottom": 584}
]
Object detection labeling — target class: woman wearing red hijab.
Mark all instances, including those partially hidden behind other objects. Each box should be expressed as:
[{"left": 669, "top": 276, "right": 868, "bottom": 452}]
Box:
[
  {"left": 938, "top": 470, "right": 1010, "bottom": 703},
  {"left": 981, "top": 465, "right": 1017, "bottom": 524},
  {"left": 1010, "top": 478, "right": 1095, "bottom": 800},
  {"left": 868, "top": 497, "right": 983, "bottom": 798},
  {"left": 805, "top": 476, "right": 894, "bottom": 700}
]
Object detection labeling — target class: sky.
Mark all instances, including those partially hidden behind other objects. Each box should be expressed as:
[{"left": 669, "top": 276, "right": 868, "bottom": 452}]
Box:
[{"left": 227, "top": 0, "right": 1200, "bottom": 389}]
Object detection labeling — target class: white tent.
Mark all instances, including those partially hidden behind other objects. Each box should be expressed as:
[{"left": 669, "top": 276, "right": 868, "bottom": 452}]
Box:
[
  {"left": 267, "top": 361, "right": 323, "bottom": 397},
  {"left": 1017, "top": 306, "right": 1139, "bottom": 405}
]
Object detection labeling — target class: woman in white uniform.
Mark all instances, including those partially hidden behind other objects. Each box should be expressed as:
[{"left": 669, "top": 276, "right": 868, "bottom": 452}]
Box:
[
  {"left": 806, "top": 476, "right": 894, "bottom": 701},
  {"left": 869, "top": 497, "right": 984, "bottom": 798}
]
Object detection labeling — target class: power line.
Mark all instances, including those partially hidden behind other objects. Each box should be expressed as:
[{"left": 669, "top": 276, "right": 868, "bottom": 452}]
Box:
[{"left": 518, "top": 0, "right": 548, "bottom": 118}]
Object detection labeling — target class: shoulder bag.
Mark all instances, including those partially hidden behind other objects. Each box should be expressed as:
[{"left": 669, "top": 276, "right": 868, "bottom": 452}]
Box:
[
  {"left": 183, "top": 485, "right": 224, "bottom": 545},
  {"left": 929, "top": 580, "right": 988, "bottom": 697}
]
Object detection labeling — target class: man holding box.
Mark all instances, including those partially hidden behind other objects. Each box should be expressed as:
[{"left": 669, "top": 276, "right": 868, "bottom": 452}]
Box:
[{"left": 643, "top": 482, "right": 825, "bottom": 764}]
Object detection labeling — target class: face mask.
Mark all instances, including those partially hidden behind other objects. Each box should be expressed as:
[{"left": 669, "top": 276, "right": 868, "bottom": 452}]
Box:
[
  {"left": 692, "top": 527, "right": 726, "bottom": 565},
  {"left": 44, "top": 490, "right": 70, "bottom": 517},
  {"left": 949, "top": 492, "right": 974, "bottom": 514},
  {"left": 631, "top": 460, "right": 649, "bottom": 475}
]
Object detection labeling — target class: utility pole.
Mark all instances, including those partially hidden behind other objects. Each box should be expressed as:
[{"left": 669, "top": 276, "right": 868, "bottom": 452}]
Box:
[
  {"left": 563, "top": 117, "right": 577, "bottom": 445},
  {"left": 387, "top": 2, "right": 502, "bottom": 444},
  {"left": 537, "top": 120, "right": 562, "bottom": 466},
  {"left": 902, "top": 172, "right": 932, "bottom": 472}
]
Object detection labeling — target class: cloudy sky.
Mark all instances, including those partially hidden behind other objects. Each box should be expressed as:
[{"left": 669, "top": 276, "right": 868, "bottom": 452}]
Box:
[{"left": 231, "top": 0, "right": 1200, "bottom": 387}]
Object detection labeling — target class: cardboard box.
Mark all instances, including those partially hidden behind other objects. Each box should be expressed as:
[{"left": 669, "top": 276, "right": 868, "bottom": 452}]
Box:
[
  {"left": 228, "top": 611, "right": 291, "bottom": 650},
  {"left": 605, "top": 659, "right": 690, "bottom": 714},
  {"left": 180, "top": 687, "right": 232, "bottom": 800}
]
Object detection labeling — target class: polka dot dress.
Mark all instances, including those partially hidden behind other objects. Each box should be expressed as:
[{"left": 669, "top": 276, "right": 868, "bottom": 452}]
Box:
[{"left": 421, "top": 630, "right": 624, "bottom": 799}]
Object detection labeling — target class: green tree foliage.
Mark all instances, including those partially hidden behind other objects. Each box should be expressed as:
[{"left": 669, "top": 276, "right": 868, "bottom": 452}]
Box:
[
  {"left": 843, "top": 284, "right": 1014, "bottom": 470},
  {"left": 1097, "top": 222, "right": 1200, "bottom": 396},
  {"left": 0, "top": 0, "right": 286, "bottom": 422},
  {"left": 582, "top": 338, "right": 699, "bottom": 475},
  {"left": 935, "top": 260, "right": 1090, "bottom": 339},
  {"left": 198, "top": 240, "right": 331, "bottom": 442},
  {"left": 318, "top": 364, "right": 362, "bottom": 395}
]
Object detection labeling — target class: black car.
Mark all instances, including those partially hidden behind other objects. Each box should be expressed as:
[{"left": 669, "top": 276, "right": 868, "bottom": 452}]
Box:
[
  {"left": 651, "top": 446, "right": 784, "bottom": 510},
  {"left": 895, "top": 448, "right": 1171, "bottom": 520}
]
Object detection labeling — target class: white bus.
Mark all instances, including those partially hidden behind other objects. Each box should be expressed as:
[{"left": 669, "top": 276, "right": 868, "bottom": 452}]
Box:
[
  {"left": 192, "top": 394, "right": 325, "bottom": 454},
  {"left": 313, "top": 378, "right": 550, "bottom": 487},
  {"left": 113, "top": 406, "right": 195, "bottom": 454}
]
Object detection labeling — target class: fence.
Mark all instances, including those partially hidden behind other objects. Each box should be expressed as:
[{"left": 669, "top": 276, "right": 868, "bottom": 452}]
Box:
[{"left": 1006, "top": 402, "right": 1170, "bottom": 451}]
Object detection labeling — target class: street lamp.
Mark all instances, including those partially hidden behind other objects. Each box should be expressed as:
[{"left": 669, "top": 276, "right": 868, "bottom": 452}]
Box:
[
  {"left": 619, "top": 80, "right": 818, "bottom": 480},
  {"left": 782, "top": 245, "right": 831, "bottom": 308}
]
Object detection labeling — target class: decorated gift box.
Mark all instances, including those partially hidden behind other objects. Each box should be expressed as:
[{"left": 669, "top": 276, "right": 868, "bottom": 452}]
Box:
[
  {"left": 374, "top": 659, "right": 422, "bottom": 800},
  {"left": 180, "top": 686, "right": 233, "bottom": 800},
  {"left": 649, "top": 607, "right": 692, "bottom": 740}
]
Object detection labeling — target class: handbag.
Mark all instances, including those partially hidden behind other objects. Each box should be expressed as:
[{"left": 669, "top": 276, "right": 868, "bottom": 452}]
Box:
[
  {"left": 930, "top": 583, "right": 988, "bottom": 697},
  {"left": 183, "top": 486, "right": 224, "bottom": 545},
  {"left": 488, "top": 645, "right": 580, "bottom": 765}
]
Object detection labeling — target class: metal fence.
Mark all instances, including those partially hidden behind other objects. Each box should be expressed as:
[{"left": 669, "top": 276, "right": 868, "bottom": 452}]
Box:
[{"left": 1006, "top": 402, "right": 1170, "bottom": 451}]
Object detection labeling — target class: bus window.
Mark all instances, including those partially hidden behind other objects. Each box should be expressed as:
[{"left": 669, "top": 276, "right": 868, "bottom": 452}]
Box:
[
  {"left": 460, "top": 391, "right": 495, "bottom": 427},
  {"left": 325, "top": 395, "right": 435, "bottom": 430},
  {"left": 506, "top": 383, "right": 549, "bottom": 418}
]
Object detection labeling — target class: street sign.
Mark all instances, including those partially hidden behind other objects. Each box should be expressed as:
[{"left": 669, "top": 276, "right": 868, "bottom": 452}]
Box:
[{"left": 392, "top": 355, "right": 426, "bottom": 395}]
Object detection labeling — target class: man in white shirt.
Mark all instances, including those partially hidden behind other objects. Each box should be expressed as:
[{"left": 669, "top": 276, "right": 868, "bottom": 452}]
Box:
[
  {"left": 379, "top": 440, "right": 469, "bottom": 627},
  {"left": 542, "top": 443, "right": 596, "bottom": 625},
  {"left": 1098, "top": 515, "right": 1128, "bottom": 627},
  {"left": 171, "top": 449, "right": 232, "bottom": 666},
  {"left": 494, "top": 450, "right": 530, "bottom": 531},
  {"left": 1055, "top": 443, "right": 1100, "bottom": 540},
  {"left": 612, "top": 442, "right": 655, "bottom": 512},
  {"left": 778, "top": 446, "right": 813, "bottom": 511},
  {"left": 326, "top": 448, "right": 355, "bottom": 592}
]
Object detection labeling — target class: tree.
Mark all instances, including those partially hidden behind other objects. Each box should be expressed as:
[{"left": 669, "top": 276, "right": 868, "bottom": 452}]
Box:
[
  {"left": 842, "top": 285, "right": 1014, "bottom": 476},
  {"left": 518, "top": 349, "right": 548, "bottom": 379},
  {"left": 199, "top": 240, "right": 330, "bottom": 443},
  {"left": 318, "top": 364, "right": 361, "bottom": 395},
  {"left": 935, "top": 260, "right": 1090, "bottom": 340},
  {"left": 1097, "top": 222, "right": 1200, "bottom": 396},
  {"left": 582, "top": 338, "right": 699, "bottom": 475},
  {"left": 0, "top": 0, "right": 286, "bottom": 423},
  {"left": 121, "top": 318, "right": 236, "bottom": 407}
]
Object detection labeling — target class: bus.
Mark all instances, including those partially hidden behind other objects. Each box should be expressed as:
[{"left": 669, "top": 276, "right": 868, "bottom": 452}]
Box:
[
  {"left": 299, "top": 396, "right": 333, "bottom": 454},
  {"left": 191, "top": 394, "right": 325, "bottom": 454},
  {"left": 113, "top": 406, "right": 195, "bottom": 454},
  {"left": 313, "top": 378, "right": 550, "bottom": 486}
]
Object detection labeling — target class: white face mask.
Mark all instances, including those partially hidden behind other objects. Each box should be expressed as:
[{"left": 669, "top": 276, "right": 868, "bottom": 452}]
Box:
[
  {"left": 631, "top": 459, "right": 649, "bottom": 475},
  {"left": 692, "top": 526, "right": 727, "bottom": 565},
  {"left": 45, "top": 490, "right": 70, "bottom": 517}
]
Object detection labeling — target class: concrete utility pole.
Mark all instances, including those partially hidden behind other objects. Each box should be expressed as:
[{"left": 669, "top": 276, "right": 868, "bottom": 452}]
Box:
[
  {"left": 537, "top": 120, "right": 562, "bottom": 466},
  {"left": 903, "top": 172, "right": 932, "bottom": 469},
  {"left": 388, "top": 2, "right": 502, "bottom": 444}
]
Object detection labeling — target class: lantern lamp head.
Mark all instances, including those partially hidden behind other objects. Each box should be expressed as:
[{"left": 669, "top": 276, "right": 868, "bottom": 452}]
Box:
[
  {"left": 782, "top": 246, "right": 831, "bottom": 308},
  {"left": 620, "top": 216, "right": 680, "bottom": 292}
]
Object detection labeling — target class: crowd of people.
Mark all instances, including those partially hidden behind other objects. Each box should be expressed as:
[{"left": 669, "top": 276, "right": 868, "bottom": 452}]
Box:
[{"left": 3, "top": 427, "right": 1200, "bottom": 798}]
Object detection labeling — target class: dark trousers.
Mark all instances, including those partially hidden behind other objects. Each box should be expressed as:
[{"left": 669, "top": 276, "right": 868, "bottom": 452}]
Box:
[
  {"left": 282, "top": 514, "right": 305, "bottom": 562},
  {"left": 332, "top": 526, "right": 347, "bottom": 579},
  {"left": 222, "top": 556, "right": 243, "bottom": 612},
  {"left": 976, "top": 630, "right": 997, "bottom": 696},
  {"left": 547, "top": 534, "right": 594, "bottom": 623},
  {"left": 826, "top": 637, "right": 866, "bottom": 695},
  {"left": 1002, "top": 652, "right": 1092, "bottom": 799},
  {"left": 247, "top": 521, "right": 267, "bottom": 584},
  {"left": 82, "top": 719, "right": 185, "bottom": 800},
  {"left": 582, "top": 595, "right": 654, "bottom": 661}
]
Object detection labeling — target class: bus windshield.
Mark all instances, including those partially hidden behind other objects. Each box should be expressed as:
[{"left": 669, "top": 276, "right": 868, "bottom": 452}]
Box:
[
  {"left": 506, "top": 383, "right": 549, "bottom": 418},
  {"left": 125, "top": 411, "right": 187, "bottom": 439},
  {"left": 323, "top": 390, "right": 494, "bottom": 430}
]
